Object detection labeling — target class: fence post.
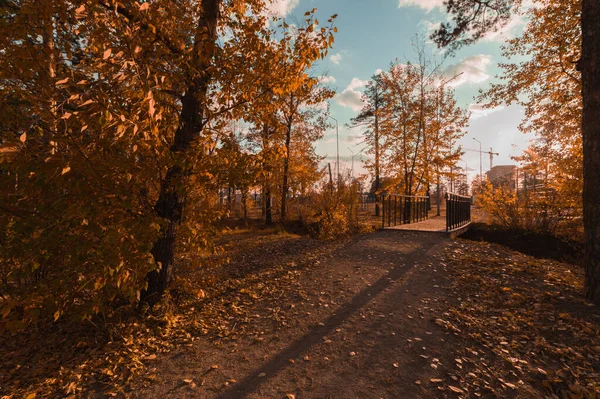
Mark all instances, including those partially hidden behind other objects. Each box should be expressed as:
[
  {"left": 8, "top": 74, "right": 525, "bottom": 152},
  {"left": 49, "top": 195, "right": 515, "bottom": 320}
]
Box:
[
  {"left": 445, "top": 193, "right": 450, "bottom": 231},
  {"left": 381, "top": 194, "right": 385, "bottom": 228},
  {"left": 394, "top": 196, "right": 397, "bottom": 226}
]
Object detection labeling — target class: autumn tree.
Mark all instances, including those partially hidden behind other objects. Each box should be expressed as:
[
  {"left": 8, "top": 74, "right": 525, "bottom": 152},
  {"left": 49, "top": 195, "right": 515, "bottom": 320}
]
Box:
[
  {"left": 479, "top": 0, "right": 582, "bottom": 219},
  {"left": 434, "top": 0, "right": 600, "bottom": 304},
  {"left": 0, "top": 0, "right": 337, "bottom": 327},
  {"left": 375, "top": 46, "right": 467, "bottom": 197},
  {"left": 277, "top": 78, "right": 333, "bottom": 222},
  {"left": 347, "top": 74, "right": 386, "bottom": 216}
]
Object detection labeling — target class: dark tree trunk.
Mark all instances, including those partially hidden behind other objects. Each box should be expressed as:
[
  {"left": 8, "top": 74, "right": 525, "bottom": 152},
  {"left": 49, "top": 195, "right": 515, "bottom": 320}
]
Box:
[
  {"left": 241, "top": 189, "right": 248, "bottom": 221},
  {"left": 142, "top": 0, "right": 220, "bottom": 305},
  {"left": 281, "top": 97, "right": 294, "bottom": 223},
  {"left": 580, "top": 0, "right": 600, "bottom": 304},
  {"left": 261, "top": 122, "right": 273, "bottom": 225},
  {"left": 281, "top": 135, "right": 291, "bottom": 222},
  {"left": 374, "top": 86, "right": 381, "bottom": 217},
  {"left": 265, "top": 187, "right": 272, "bottom": 225}
]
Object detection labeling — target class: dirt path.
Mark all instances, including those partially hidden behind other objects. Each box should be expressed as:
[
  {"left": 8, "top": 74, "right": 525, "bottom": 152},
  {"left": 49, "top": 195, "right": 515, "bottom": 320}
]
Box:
[{"left": 138, "top": 230, "right": 465, "bottom": 398}]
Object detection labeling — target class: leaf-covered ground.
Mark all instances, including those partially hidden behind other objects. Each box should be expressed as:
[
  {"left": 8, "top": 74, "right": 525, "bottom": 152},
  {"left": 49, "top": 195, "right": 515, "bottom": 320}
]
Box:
[
  {"left": 434, "top": 238, "right": 600, "bottom": 398},
  {"left": 1, "top": 226, "right": 599, "bottom": 398},
  {"left": 0, "top": 227, "right": 346, "bottom": 398}
]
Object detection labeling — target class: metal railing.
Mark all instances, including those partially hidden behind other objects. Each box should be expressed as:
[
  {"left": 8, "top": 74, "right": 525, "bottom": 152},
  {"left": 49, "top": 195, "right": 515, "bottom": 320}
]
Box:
[
  {"left": 445, "top": 192, "right": 471, "bottom": 231},
  {"left": 381, "top": 194, "right": 429, "bottom": 228}
]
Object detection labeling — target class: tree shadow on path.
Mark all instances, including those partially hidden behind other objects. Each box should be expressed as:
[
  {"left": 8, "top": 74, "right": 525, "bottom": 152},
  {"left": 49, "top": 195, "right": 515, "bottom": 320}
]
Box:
[{"left": 215, "top": 231, "right": 446, "bottom": 398}]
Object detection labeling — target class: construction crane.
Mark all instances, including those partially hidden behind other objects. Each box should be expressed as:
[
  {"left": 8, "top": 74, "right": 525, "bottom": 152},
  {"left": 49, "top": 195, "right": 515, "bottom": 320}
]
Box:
[{"left": 464, "top": 147, "right": 500, "bottom": 170}]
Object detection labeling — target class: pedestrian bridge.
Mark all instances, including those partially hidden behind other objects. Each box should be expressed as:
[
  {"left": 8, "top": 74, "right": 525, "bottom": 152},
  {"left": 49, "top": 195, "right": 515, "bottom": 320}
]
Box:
[{"left": 381, "top": 193, "right": 472, "bottom": 237}]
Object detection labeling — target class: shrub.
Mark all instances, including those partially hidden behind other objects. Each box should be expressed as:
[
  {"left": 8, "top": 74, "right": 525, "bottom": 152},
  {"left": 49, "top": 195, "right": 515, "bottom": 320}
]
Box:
[
  {"left": 476, "top": 182, "right": 582, "bottom": 238},
  {"left": 310, "top": 178, "right": 361, "bottom": 240}
]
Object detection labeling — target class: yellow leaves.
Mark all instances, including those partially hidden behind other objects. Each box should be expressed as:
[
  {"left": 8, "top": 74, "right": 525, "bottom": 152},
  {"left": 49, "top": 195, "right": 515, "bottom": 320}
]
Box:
[
  {"left": 1, "top": 302, "right": 12, "bottom": 319},
  {"left": 61, "top": 166, "right": 71, "bottom": 175},
  {"left": 147, "top": 91, "right": 156, "bottom": 118},
  {"left": 56, "top": 77, "right": 69, "bottom": 86},
  {"left": 79, "top": 99, "right": 95, "bottom": 107},
  {"left": 61, "top": 112, "right": 72, "bottom": 120},
  {"left": 53, "top": 310, "right": 60, "bottom": 321},
  {"left": 139, "top": 2, "right": 150, "bottom": 12},
  {"left": 65, "top": 381, "right": 78, "bottom": 394},
  {"left": 19, "top": 132, "right": 27, "bottom": 142},
  {"left": 103, "top": 48, "right": 112, "bottom": 60}
]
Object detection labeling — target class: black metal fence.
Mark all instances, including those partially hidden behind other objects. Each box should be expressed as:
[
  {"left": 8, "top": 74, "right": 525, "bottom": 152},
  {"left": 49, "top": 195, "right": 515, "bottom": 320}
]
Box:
[
  {"left": 445, "top": 192, "right": 471, "bottom": 231},
  {"left": 381, "top": 194, "right": 429, "bottom": 228}
]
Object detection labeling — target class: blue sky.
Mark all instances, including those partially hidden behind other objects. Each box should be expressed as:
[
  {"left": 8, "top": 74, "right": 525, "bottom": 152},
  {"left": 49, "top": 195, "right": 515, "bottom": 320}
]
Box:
[{"left": 269, "top": 0, "right": 534, "bottom": 179}]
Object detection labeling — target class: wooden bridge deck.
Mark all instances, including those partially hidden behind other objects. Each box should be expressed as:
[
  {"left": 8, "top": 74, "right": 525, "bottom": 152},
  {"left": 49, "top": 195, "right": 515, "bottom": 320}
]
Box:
[
  {"left": 384, "top": 214, "right": 472, "bottom": 237},
  {"left": 385, "top": 215, "right": 447, "bottom": 232}
]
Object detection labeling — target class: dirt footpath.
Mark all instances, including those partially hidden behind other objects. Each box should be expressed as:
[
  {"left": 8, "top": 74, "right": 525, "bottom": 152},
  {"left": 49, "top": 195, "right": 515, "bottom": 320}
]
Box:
[{"left": 138, "top": 230, "right": 467, "bottom": 399}]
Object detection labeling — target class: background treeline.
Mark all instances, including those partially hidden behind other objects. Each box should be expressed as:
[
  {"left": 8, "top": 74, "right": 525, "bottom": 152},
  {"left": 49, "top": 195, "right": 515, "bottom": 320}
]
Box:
[{"left": 349, "top": 39, "right": 468, "bottom": 205}]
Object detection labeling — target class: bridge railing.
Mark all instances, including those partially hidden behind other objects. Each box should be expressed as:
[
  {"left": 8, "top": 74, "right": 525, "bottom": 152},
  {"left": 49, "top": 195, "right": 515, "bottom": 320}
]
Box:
[
  {"left": 445, "top": 192, "right": 471, "bottom": 231},
  {"left": 381, "top": 194, "right": 429, "bottom": 228}
]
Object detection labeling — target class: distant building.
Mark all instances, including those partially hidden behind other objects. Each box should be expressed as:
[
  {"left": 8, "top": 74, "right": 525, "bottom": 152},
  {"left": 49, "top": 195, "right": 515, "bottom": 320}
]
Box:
[{"left": 486, "top": 165, "right": 517, "bottom": 187}]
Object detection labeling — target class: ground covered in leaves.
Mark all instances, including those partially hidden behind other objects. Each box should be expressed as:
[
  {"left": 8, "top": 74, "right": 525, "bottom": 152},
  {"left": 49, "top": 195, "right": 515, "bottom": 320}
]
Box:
[
  {"left": 0, "top": 226, "right": 346, "bottom": 398},
  {"left": 435, "top": 238, "right": 600, "bottom": 398},
  {"left": 1, "top": 224, "right": 599, "bottom": 398}
]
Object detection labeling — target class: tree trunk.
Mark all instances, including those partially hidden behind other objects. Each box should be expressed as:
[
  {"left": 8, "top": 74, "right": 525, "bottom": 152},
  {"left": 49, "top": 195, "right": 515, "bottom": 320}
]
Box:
[
  {"left": 580, "top": 0, "right": 600, "bottom": 304},
  {"left": 265, "top": 187, "right": 272, "bottom": 225},
  {"left": 281, "top": 100, "right": 294, "bottom": 223},
  {"left": 261, "top": 122, "right": 273, "bottom": 225},
  {"left": 142, "top": 0, "right": 220, "bottom": 305},
  {"left": 242, "top": 190, "right": 248, "bottom": 221},
  {"left": 374, "top": 86, "right": 381, "bottom": 217}
]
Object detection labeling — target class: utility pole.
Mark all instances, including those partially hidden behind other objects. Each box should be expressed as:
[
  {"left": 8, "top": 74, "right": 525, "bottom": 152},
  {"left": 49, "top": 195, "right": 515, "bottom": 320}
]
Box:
[
  {"left": 348, "top": 146, "right": 365, "bottom": 178},
  {"left": 327, "top": 163, "right": 333, "bottom": 192},
  {"left": 327, "top": 115, "right": 339, "bottom": 186},
  {"left": 465, "top": 161, "right": 469, "bottom": 195},
  {"left": 473, "top": 137, "right": 483, "bottom": 183},
  {"left": 348, "top": 146, "right": 355, "bottom": 178}
]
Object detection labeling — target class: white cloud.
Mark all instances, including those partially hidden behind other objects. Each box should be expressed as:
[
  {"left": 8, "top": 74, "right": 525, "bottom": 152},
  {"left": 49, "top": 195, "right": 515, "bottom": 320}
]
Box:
[
  {"left": 468, "top": 103, "right": 505, "bottom": 120},
  {"left": 347, "top": 77, "right": 368, "bottom": 90},
  {"left": 398, "top": 0, "right": 444, "bottom": 12},
  {"left": 330, "top": 53, "right": 342, "bottom": 64},
  {"left": 336, "top": 90, "right": 364, "bottom": 112},
  {"left": 346, "top": 134, "right": 363, "bottom": 144},
  {"left": 266, "top": 0, "right": 300, "bottom": 17},
  {"left": 375, "top": 68, "right": 383, "bottom": 75},
  {"left": 480, "top": 14, "right": 525, "bottom": 43},
  {"left": 421, "top": 20, "right": 442, "bottom": 37},
  {"left": 336, "top": 78, "right": 368, "bottom": 112},
  {"left": 441, "top": 54, "right": 492, "bottom": 87},
  {"left": 319, "top": 75, "right": 337, "bottom": 84}
]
